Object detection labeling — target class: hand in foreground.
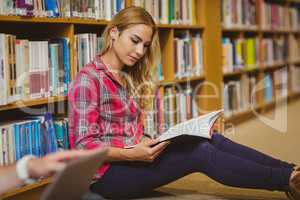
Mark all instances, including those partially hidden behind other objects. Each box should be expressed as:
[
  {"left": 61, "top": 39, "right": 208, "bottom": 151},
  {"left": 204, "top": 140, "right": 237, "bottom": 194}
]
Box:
[
  {"left": 125, "top": 138, "right": 170, "bottom": 162},
  {"left": 27, "top": 149, "right": 105, "bottom": 179}
]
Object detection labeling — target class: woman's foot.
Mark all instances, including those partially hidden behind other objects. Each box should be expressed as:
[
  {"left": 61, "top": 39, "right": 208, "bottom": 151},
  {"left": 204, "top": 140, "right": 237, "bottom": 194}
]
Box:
[{"left": 286, "top": 166, "right": 300, "bottom": 200}]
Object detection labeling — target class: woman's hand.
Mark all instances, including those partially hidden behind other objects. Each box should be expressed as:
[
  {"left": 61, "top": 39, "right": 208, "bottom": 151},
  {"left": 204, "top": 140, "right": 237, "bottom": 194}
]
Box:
[{"left": 123, "top": 138, "right": 170, "bottom": 162}]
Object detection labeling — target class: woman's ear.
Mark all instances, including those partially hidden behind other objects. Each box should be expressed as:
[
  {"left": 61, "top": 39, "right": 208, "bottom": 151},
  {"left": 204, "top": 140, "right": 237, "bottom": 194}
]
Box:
[{"left": 110, "top": 27, "right": 119, "bottom": 40}]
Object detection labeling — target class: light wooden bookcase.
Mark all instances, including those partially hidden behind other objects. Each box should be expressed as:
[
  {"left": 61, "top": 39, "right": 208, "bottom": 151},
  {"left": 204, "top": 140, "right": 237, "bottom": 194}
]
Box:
[
  {"left": 1, "top": 0, "right": 300, "bottom": 199},
  {"left": 222, "top": 0, "right": 300, "bottom": 123}
]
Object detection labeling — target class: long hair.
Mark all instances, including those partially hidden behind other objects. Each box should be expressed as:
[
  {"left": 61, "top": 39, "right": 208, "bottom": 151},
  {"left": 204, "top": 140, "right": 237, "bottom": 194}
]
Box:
[{"left": 100, "top": 7, "right": 161, "bottom": 111}]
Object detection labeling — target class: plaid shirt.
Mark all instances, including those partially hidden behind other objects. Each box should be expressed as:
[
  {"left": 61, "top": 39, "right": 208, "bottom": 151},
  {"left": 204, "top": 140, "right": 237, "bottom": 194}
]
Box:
[{"left": 68, "top": 56, "right": 144, "bottom": 178}]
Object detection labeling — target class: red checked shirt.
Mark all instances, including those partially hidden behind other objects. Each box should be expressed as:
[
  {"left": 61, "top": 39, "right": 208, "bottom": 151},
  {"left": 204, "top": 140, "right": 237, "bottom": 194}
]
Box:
[{"left": 68, "top": 56, "right": 144, "bottom": 178}]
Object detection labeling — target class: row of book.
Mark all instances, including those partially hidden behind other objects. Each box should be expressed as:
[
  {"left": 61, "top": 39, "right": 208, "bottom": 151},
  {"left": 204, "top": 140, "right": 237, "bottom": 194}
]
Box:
[
  {"left": 262, "top": 37, "right": 288, "bottom": 66},
  {"left": 0, "top": 33, "right": 70, "bottom": 106},
  {"left": 221, "top": 0, "right": 257, "bottom": 28},
  {"left": 174, "top": 31, "right": 203, "bottom": 79},
  {"left": 222, "top": 37, "right": 259, "bottom": 73},
  {"left": 223, "top": 68, "right": 291, "bottom": 117},
  {"left": 0, "top": 0, "right": 125, "bottom": 20},
  {"left": 291, "top": 65, "right": 300, "bottom": 92},
  {"left": 132, "top": 0, "right": 197, "bottom": 25},
  {"left": 263, "top": 70, "right": 288, "bottom": 103},
  {"left": 0, "top": 113, "right": 69, "bottom": 166},
  {"left": 222, "top": 35, "right": 300, "bottom": 73},
  {"left": 289, "top": 6, "right": 300, "bottom": 31},
  {"left": 74, "top": 33, "right": 103, "bottom": 75},
  {"left": 222, "top": 0, "right": 300, "bottom": 31},
  {"left": 261, "top": 1, "right": 287, "bottom": 30},
  {"left": 144, "top": 86, "right": 198, "bottom": 138},
  {"left": 224, "top": 74, "right": 257, "bottom": 117},
  {"left": 289, "top": 35, "right": 300, "bottom": 62}
]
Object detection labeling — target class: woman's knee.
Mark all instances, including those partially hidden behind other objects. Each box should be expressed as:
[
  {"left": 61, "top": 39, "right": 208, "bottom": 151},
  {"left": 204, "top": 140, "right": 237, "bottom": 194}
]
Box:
[
  {"left": 191, "top": 141, "right": 216, "bottom": 160},
  {"left": 211, "top": 133, "right": 227, "bottom": 147}
]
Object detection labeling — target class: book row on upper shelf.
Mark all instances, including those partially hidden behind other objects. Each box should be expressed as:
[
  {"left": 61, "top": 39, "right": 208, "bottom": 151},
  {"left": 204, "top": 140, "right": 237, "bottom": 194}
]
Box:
[
  {"left": 222, "top": 34, "right": 300, "bottom": 74},
  {"left": 0, "top": 0, "right": 199, "bottom": 25},
  {"left": 0, "top": 113, "right": 69, "bottom": 167},
  {"left": 0, "top": 0, "right": 126, "bottom": 20},
  {"left": 223, "top": 65, "right": 300, "bottom": 118},
  {"left": 222, "top": 0, "right": 300, "bottom": 31},
  {"left": 0, "top": 34, "right": 70, "bottom": 106},
  {"left": 132, "top": 0, "right": 198, "bottom": 25}
]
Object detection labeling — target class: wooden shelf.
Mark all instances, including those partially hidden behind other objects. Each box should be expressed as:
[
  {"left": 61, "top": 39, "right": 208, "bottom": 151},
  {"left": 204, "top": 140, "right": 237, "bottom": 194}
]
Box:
[
  {"left": 157, "top": 24, "right": 204, "bottom": 29},
  {"left": 222, "top": 26, "right": 259, "bottom": 32},
  {"left": 289, "top": 0, "right": 300, "bottom": 4},
  {"left": 0, "top": 16, "right": 204, "bottom": 29},
  {"left": 1, "top": 178, "right": 51, "bottom": 199},
  {"left": 158, "top": 75, "right": 205, "bottom": 86},
  {"left": 223, "top": 67, "right": 260, "bottom": 78},
  {"left": 261, "top": 28, "right": 290, "bottom": 34},
  {"left": 289, "top": 29, "right": 300, "bottom": 34},
  {"left": 289, "top": 91, "right": 300, "bottom": 100},
  {"left": 223, "top": 70, "right": 243, "bottom": 77},
  {"left": 174, "top": 75, "right": 205, "bottom": 83},
  {"left": 262, "top": 62, "right": 287, "bottom": 71},
  {"left": 224, "top": 107, "right": 260, "bottom": 124},
  {"left": 288, "top": 60, "right": 300, "bottom": 65},
  {"left": 0, "top": 96, "right": 67, "bottom": 112}
]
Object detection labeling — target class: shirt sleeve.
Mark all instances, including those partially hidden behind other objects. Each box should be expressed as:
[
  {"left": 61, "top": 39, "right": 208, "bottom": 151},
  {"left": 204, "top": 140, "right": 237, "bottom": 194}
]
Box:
[{"left": 68, "top": 71, "right": 105, "bottom": 150}]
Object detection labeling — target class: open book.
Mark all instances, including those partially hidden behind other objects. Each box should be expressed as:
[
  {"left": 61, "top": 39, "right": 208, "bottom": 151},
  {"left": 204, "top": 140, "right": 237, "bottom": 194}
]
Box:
[
  {"left": 125, "top": 110, "right": 223, "bottom": 148},
  {"left": 157, "top": 109, "right": 223, "bottom": 142}
]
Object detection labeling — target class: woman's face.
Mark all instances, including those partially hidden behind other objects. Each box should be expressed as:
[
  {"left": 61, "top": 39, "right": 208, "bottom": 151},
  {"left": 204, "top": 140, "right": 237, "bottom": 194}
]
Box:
[{"left": 111, "top": 24, "right": 153, "bottom": 66}]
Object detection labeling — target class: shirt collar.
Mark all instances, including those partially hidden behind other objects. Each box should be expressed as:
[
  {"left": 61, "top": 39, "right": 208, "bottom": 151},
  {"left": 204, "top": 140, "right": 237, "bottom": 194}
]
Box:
[{"left": 94, "top": 55, "right": 125, "bottom": 89}]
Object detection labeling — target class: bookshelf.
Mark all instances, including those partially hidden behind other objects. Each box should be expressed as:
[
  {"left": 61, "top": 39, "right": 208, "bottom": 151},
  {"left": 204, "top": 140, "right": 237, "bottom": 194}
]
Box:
[
  {"left": 0, "top": 1, "right": 222, "bottom": 199},
  {"left": 1, "top": 0, "right": 300, "bottom": 199},
  {"left": 221, "top": 0, "right": 300, "bottom": 123}
]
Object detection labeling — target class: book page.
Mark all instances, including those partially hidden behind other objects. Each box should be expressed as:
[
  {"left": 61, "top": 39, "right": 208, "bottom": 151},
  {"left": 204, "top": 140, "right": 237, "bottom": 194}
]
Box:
[{"left": 157, "top": 110, "right": 223, "bottom": 142}]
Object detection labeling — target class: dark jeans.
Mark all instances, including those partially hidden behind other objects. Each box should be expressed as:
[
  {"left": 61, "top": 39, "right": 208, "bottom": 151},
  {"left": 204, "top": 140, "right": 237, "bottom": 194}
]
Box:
[{"left": 90, "top": 133, "right": 295, "bottom": 199}]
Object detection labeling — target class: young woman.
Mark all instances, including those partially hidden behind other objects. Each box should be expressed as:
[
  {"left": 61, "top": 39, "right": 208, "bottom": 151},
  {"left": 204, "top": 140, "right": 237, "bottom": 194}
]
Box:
[{"left": 68, "top": 7, "right": 300, "bottom": 199}]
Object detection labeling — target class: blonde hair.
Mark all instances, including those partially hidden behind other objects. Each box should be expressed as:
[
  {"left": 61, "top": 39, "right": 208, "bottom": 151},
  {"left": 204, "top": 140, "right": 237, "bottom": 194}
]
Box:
[{"left": 100, "top": 7, "right": 161, "bottom": 111}]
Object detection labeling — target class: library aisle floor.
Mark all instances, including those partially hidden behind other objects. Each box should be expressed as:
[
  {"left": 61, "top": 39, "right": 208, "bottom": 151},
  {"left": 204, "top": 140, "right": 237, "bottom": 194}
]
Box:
[{"left": 137, "top": 100, "right": 300, "bottom": 200}]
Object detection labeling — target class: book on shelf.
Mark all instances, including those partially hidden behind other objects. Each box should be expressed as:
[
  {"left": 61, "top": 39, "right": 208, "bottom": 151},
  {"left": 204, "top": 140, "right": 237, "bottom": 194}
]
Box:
[
  {"left": 264, "top": 73, "right": 273, "bottom": 103},
  {"left": 144, "top": 85, "right": 200, "bottom": 138},
  {"left": 0, "top": 33, "right": 70, "bottom": 106},
  {"left": 127, "top": 109, "right": 223, "bottom": 148},
  {"left": 289, "top": 35, "right": 300, "bottom": 62},
  {"left": 221, "top": 0, "right": 257, "bottom": 28},
  {"left": 262, "top": 36, "right": 288, "bottom": 67},
  {"left": 174, "top": 31, "right": 203, "bottom": 79},
  {"left": 132, "top": 0, "right": 197, "bottom": 25},
  {"left": 291, "top": 65, "right": 300, "bottom": 93},
  {"left": 0, "top": 0, "right": 125, "bottom": 20},
  {"left": 0, "top": 113, "right": 69, "bottom": 167},
  {"left": 261, "top": 1, "right": 288, "bottom": 30},
  {"left": 223, "top": 74, "right": 257, "bottom": 117},
  {"left": 74, "top": 33, "right": 103, "bottom": 75},
  {"left": 289, "top": 6, "right": 300, "bottom": 31},
  {"left": 222, "top": 37, "right": 259, "bottom": 73},
  {"left": 273, "top": 67, "right": 288, "bottom": 99}
]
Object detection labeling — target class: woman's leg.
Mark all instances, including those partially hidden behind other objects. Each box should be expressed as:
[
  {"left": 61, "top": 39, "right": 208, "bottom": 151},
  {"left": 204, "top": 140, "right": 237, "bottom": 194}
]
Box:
[
  {"left": 91, "top": 139, "right": 293, "bottom": 199},
  {"left": 210, "top": 133, "right": 296, "bottom": 169}
]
